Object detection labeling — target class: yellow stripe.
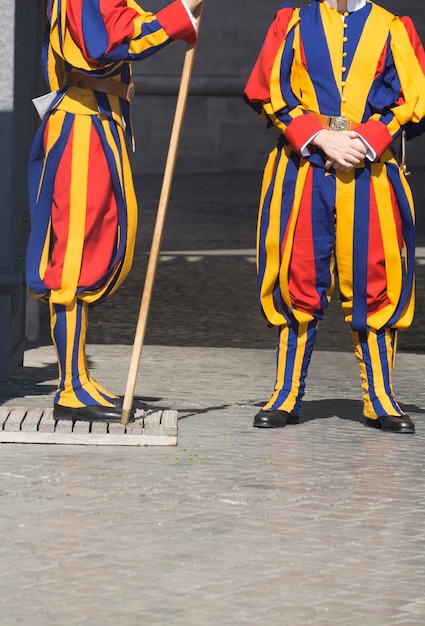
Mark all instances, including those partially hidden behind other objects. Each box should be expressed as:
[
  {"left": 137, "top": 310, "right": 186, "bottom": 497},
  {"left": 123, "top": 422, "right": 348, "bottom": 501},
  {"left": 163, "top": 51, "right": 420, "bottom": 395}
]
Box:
[
  {"left": 259, "top": 155, "right": 312, "bottom": 327},
  {"left": 366, "top": 330, "right": 398, "bottom": 417},
  {"left": 49, "top": 303, "right": 62, "bottom": 390},
  {"left": 290, "top": 27, "right": 320, "bottom": 114},
  {"left": 258, "top": 148, "right": 289, "bottom": 326},
  {"left": 334, "top": 171, "right": 356, "bottom": 324},
  {"left": 81, "top": 120, "right": 137, "bottom": 304},
  {"left": 390, "top": 19, "right": 425, "bottom": 125},
  {"left": 341, "top": 4, "right": 393, "bottom": 123},
  {"left": 269, "top": 11, "right": 300, "bottom": 115},
  {"left": 39, "top": 111, "right": 67, "bottom": 281},
  {"left": 320, "top": 2, "right": 344, "bottom": 101},
  {"left": 367, "top": 165, "right": 415, "bottom": 330},
  {"left": 266, "top": 325, "right": 290, "bottom": 409},
  {"left": 57, "top": 116, "right": 91, "bottom": 304},
  {"left": 264, "top": 322, "right": 309, "bottom": 411},
  {"left": 129, "top": 16, "right": 169, "bottom": 55},
  {"left": 352, "top": 331, "right": 373, "bottom": 416}
]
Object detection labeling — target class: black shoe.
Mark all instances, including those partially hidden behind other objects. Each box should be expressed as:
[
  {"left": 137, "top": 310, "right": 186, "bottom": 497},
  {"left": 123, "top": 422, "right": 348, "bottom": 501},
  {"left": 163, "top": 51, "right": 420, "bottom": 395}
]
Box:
[
  {"left": 53, "top": 403, "right": 134, "bottom": 423},
  {"left": 253, "top": 409, "right": 299, "bottom": 429},
  {"left": 365, "top": 414, "right": 415, "bottom": 434}
]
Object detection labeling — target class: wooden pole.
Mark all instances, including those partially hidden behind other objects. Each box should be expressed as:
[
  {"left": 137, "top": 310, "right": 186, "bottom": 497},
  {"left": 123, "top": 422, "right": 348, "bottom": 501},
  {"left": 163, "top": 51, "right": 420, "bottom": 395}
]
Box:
[{"left": 121, "top": 5, "right": 204, "bottom": 424}]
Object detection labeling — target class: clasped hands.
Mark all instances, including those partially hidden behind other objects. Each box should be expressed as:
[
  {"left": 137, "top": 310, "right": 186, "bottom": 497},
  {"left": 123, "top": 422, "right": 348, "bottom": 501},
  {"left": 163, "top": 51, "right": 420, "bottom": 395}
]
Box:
[{"left": 311, "top": 130, "right": 368, "bottom": 172}]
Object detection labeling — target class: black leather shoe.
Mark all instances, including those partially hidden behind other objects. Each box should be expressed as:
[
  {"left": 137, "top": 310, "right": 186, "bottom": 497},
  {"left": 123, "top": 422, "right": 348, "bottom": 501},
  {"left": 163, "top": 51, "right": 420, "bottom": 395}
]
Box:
[
  {"left": 53, "top": 403, "right": 134, "bottom": 423},
  {"left": 366, "top": 414, "right": 415, "bottom": 434},
  {"left": 253, "top": 409, "right": 299, "bottom": 428}
]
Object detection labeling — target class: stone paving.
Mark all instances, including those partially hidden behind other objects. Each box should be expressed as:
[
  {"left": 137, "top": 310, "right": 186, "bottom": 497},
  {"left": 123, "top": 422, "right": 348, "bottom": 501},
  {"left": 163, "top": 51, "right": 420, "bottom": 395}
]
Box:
[
  {"left": 2, "top": 171, "right": 425, "bottom": 624},
  {"left": 1, "top": 344, "right": 425, "bottom": 625}
]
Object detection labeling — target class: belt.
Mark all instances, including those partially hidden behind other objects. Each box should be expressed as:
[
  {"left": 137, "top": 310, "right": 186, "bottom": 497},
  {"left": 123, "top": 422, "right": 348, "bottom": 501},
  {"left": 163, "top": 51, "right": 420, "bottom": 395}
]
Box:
[
  {"left": 309, "top": 112, "right": 361, "bottom": 132},
  {"left": 63, "top": 71, "right": 136, "bottom": 103}
]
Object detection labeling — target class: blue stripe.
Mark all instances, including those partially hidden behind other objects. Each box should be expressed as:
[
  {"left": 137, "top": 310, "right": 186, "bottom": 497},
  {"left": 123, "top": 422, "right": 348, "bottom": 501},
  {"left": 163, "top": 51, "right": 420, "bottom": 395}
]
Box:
[
  {"left": 271, "top": 320, "right": 300, "bottom": 410},
  {"left": 257, "top": 145, "right": 300, "bottom": 321},
  {"left": 81, "top": 0, "right": 110, "bottom": 63},
  {"left": 310, "top": 167, "right": 335, "bottom": 313},
  {"left": 71, "top": 301, "right": 98, "bottom": 405},
  {"left": 352, "top": 168, "right": 370, "bottom": 332},
  {"left": 86, "top": 117, "right": 129, "bottom": 303},
  {"left": 26, "top": 112, "right": 74, "bottom": 295},
  {"left": 299, "top": 3, "right": 342, "bottom": 116},
  {"left": 81, "top": 1, "right": 168, "bottom": 64},
  {"left": 358, "top": 331, "right": 386, "bottom": 417},
  {"left": 57, "top": 0, "right": 64, "bottom": 52},
  {"left": 270, "top": 319, "right": 318, "bottom": 413},
  {"left": 257, "top": 150, "right": 281, "bottom": 309},
  {"left": 52, "top": 303, "right": 66, "bottom": 404},
  {"left": 385, "top": 165, "right": 416, "bottom": 328},
  {"left": 376, "top": 330, "right": 402, "bottom": 415},
  {"left": 343, "top": 4, "right": 372, "bottom": 75}
]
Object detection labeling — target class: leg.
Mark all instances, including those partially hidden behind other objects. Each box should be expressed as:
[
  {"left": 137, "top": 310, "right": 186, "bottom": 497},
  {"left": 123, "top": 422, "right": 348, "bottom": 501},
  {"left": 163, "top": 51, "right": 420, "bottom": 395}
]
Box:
[
  {"left": 335, "top": 165, "right": 415, "bottom": 432},
  {"left": 352, "top": 328, "right": 414, "bottom": 433},
  {"left": 50, "top": 297, "right": 124, "bottom": 421},
  {"left": 255, "top": 159, "right": 334, "bottom": 428},
  {"left": 254, "top": 319, "right": 318, "bottom": 428}
]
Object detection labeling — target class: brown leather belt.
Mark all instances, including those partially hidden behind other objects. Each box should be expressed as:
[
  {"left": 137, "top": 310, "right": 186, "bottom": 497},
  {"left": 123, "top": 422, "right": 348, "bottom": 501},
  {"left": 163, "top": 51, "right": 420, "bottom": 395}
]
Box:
[
  {"left": 64, "top": 71, "right": 135, "bottom": 102},
  {"left": 309, "top": 112, "right": 361, "bottom": 132}
]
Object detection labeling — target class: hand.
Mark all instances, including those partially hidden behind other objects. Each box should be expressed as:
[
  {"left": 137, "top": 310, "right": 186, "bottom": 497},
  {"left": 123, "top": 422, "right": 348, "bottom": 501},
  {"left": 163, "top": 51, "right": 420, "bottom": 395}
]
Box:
[
  {"left": 184, "top": 0, "right": 203, "bottom": 12},
  {"left": 312, "top": 130, "right": 368, "bottom": 172}
]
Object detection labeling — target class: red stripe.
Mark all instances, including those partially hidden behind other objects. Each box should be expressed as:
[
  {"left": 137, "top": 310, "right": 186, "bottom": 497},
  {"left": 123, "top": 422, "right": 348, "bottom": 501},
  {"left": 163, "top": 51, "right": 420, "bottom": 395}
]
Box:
[
  {"left": 66, "top": 0, "right": 90, "bottom": 63},
  {"left": 244, "top": 6, "right": 295, "bottom": 103},
  {"left": 400, "top": 16, "right": 425, "bottom": 73},
  {"left": 287, "top": 168, "right": 320, "bottom": 315},
  {"left": 80, "top": 123, "right": 118, "bottom": 287},
  {"left": 42, "top": 121, "right": 119, "bottom": 292},
  {"left": 43, "top": 123, "right": 73, "bottom": 290},
  {"left": 66, "top": 0, "right": 139, "bottom": 64},
  {"left": 157, "top": 0, "right": 198, "bottom": 46},
  {"left": 366, "top": 179, "right": 390, "bottom": 316}
]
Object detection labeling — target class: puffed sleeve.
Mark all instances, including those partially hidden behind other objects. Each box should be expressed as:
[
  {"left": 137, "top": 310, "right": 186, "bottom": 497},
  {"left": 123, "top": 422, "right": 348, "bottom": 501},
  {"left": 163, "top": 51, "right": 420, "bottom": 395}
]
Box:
[
  {"left": 355, "top": 17, "right": 425, "bottom": 156},
  {"left": 65, "top": 0, "right": 197, "bottom": 67},
  {"left": 244, "top": 4, "right": 325, "bottom": 149},
  {"left": 244, "top": 3, "right": 295, "bottom": 107}
]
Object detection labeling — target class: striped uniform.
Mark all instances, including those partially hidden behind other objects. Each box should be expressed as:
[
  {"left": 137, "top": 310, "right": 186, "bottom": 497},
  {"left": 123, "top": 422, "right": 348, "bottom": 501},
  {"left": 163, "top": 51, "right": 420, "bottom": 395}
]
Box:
[
  {"left": 244, "top": 1, "right": 425, "bottom": 419},
  {"left": 26, "top": 0, "right": 197, "bottom": 408}
]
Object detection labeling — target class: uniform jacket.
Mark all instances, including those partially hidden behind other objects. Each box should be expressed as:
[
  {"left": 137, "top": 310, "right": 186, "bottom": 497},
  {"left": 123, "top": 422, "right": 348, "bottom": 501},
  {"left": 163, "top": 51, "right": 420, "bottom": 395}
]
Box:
[
  {"left": 245, "top": 0, "right": 425, "bottom": 157},
  {"left": 26, "top": 0, "right": 197, "bottom": 304}
]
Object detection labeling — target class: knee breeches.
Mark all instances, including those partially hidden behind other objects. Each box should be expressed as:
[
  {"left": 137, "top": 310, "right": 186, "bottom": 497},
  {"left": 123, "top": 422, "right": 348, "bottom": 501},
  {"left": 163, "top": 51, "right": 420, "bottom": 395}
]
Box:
[{"left": 257, "top": 148, "right": 415, "bottom": 332}]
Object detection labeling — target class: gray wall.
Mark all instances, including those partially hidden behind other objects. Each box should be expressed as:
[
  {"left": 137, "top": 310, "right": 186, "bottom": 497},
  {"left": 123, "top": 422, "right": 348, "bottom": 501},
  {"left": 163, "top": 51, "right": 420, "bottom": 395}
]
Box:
[
  {"left": 0, "top": 0, "right": 42, "bottom": 384},
  {"left": 130, "top": 0, "right": 425, "bottom": 174}
]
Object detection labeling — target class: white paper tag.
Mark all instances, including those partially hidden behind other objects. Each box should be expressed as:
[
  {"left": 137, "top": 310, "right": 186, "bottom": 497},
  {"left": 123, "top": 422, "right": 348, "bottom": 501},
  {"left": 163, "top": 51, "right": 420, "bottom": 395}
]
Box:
[{"left": 32, "top": 91, "right": 59, "bottom": 121}]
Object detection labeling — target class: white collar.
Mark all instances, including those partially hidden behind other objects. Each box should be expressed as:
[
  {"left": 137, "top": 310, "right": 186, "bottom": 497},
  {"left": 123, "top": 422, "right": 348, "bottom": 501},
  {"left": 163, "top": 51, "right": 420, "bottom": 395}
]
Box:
[{"left": 324, "top": 0, "right": 367, "bottom": 11}]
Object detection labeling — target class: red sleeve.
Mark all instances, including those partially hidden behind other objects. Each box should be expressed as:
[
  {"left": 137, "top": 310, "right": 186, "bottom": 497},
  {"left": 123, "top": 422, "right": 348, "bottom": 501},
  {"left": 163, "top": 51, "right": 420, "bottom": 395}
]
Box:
[
  {"left": 284, "top": 114, "right": 324, "bottom": 152},
  {"left": 244, "top": 5, "right": 295, "bottom": 103},
  {"left": 356, "top": 120, "right": 394, "bottom": 159},
  {"left": 66, "top": 0, "right": 139, "bottom": 61},
  {"left": 157, "top": 0, "right": 198, "bottom": 46},
  {"left": 400, "top": 16, "right": 425, "bottom": 73},
  {"left": 66, "top": 0, "right": 196, "bottom": 66}
]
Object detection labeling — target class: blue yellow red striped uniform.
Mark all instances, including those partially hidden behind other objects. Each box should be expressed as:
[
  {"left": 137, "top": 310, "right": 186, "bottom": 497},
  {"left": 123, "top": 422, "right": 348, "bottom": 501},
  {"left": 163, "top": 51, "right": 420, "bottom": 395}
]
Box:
[
  {"left": 26, "top": 0, "right": 197, "bottom": 408},
  {"left": 245, "top": 1, "right": 425, "bottom": 419}
]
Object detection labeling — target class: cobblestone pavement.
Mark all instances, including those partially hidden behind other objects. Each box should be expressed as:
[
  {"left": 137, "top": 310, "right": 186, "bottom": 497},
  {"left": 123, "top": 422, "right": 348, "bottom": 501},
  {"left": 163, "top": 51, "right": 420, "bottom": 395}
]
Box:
[
  {"left": 1, "top": 172, "right": 425, "bottom": 625},
  {"left": 1, "top": 345, "right": 425, "bottom": 626}
]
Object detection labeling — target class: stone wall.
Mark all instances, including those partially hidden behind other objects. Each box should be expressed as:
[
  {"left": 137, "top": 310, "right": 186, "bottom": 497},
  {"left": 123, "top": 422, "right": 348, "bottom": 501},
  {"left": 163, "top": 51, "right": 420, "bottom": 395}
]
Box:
[{"left": 0, "top": 0, "right": 41, "bottom": 385}]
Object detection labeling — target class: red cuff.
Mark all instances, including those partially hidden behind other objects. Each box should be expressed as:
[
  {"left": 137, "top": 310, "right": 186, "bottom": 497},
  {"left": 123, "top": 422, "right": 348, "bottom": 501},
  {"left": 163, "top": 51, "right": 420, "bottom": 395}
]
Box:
[
  {"left": 356, "top": 120, "right": 394, "bottom": 159},
  {"left": 157, "top": 1, "right": 197, "bottom": 46},
  {"left": 284, "top": 114, "right": 325, "bottom": 152}
]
